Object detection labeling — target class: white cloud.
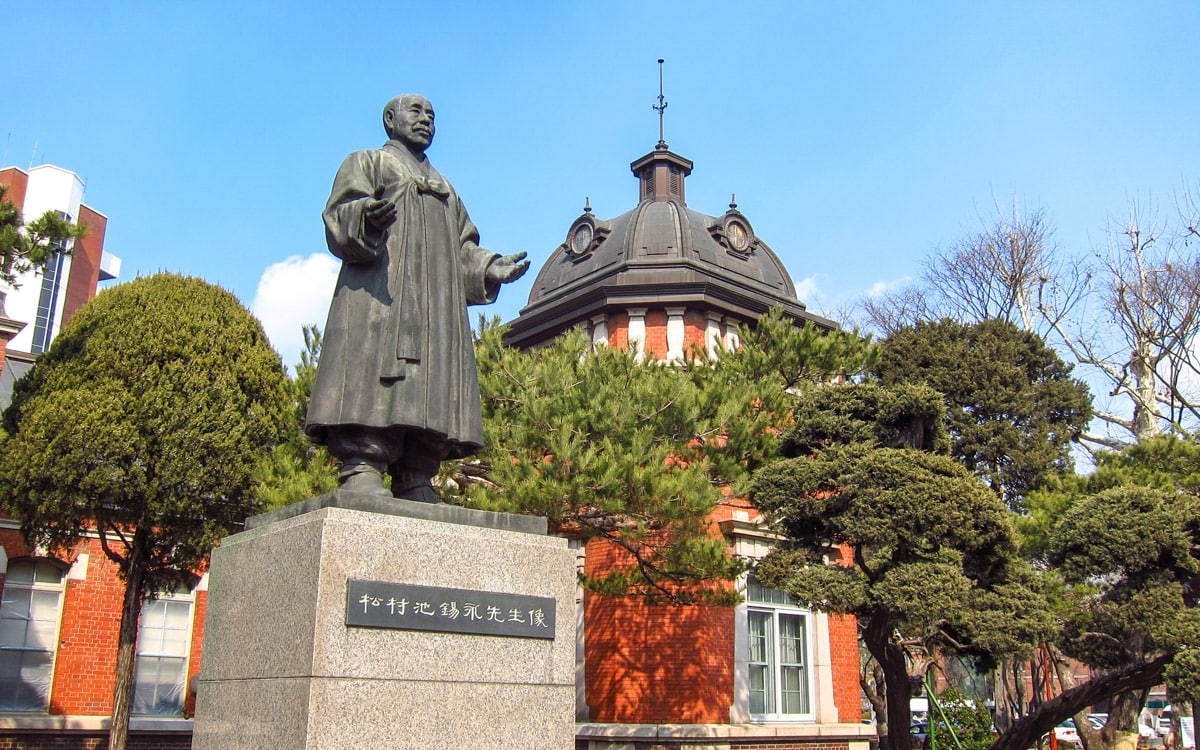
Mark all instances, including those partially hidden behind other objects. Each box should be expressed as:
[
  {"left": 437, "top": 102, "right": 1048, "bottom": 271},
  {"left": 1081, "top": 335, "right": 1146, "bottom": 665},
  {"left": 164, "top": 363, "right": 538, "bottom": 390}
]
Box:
[
  {"left": 793, "top": 274, "right": 824, "bottom": 304},
  {"left": 864, "top": 276, "right": 912, "bottom": 298},
  {"left": 251, "top": 253, "right": 339, "bottom": 368}
]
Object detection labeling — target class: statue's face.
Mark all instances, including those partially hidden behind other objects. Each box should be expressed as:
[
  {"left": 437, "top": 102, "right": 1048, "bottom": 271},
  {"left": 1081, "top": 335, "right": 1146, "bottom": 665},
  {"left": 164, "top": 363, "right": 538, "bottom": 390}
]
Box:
[{"left": 386, "top": 96, "right": 436, "bottom": 153}]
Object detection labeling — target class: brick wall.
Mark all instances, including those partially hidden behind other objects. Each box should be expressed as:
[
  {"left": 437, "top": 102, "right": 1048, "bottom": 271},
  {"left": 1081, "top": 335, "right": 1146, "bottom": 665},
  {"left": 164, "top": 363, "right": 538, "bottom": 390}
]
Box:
[
  {"left": 596, "top": 308, "right": 713, "bottom": 361},
  {"left": 829, "top": 612, "right": 863, "bottom": 723},
  {"left": 829, "top": 544, "right": 863, "bottom": 724},
  {"left": 0, "top": 167, "right": 30, "bottom": 208},
  {"left": 62, "top": 205, "right": 107, "bottom": 325},
  {"left": 50, "top": 537, "right": 123, "bottom": 715},
  {"left": 644, "top": 309, "right": 668, "bottom": 356},
  {"left": 583, "top": 538, "right": 735, "bottom": 724}
]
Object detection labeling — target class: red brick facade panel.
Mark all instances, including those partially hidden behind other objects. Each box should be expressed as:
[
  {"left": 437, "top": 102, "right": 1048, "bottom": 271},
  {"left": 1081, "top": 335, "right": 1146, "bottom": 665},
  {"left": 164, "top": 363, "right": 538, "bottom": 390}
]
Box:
[
  {"left": 595, "top": 308, "right": 715, "bottom": 362},
  {"left": 828, "top": 613, "right": 863, "bottom": 723},
  {"left": 643, "top": 309, "right": 668, "bottom": 359},
  {"left": 61, "top": 206, "right": 107, "bottom": 325},
  {"left": 584, "top": 590, "right": 735, "bottom": 724},
  {"left": 607, "top": 312, "right": 629, "bottom": 352},
  {"left": 683, "top": 310, "right": 710, "bottom": 354},
  {"left": 0, "top": 168, "right": 30, "bottom": 209},
  {"left": 583, "top": 539, "right": 735, "bottom": 724},
  {"left": 49, "top": 538, "right": 124, "bottom": 715}
]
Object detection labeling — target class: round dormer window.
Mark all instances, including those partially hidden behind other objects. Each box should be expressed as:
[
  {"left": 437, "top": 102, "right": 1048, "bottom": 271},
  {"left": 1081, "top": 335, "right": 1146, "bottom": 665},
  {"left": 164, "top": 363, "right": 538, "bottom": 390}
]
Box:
[
  {"left": 726, "top": 219, "right": 750, "bottom": 253},
  {"left": 571, "top": 223, "right": 594, "bottom": 255}
]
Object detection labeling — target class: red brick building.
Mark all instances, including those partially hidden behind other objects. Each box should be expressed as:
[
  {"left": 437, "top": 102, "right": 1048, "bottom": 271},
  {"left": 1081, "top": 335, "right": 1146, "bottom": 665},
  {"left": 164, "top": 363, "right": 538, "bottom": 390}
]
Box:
[{"left": 506, "top": 141, "right": 872, "bottom": 750}]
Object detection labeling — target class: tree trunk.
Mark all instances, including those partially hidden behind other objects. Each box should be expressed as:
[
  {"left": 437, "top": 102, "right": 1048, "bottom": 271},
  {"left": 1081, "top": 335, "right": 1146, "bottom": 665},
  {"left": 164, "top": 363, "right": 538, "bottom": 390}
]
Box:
[
  {"left": 1013, "top": 659, "right": 1027, "bottom": 722},
  {"left": 864, "top": 616, "right": 914, "bottom": 750},
  {"left": 1130, "top": 339, "right": 1160, "bottom": 442},
  {"left": 1100, "top": 687, "right": 1145, "bottom": 750},
  {"left": 990, "top": 656, "right": 1169, "bottom": 750},
  {"left": 863, "top": 657, "right": 888, "bottom": 749},
  {"left": 108, "top": 529, "right": 149, "bottom": 750}
]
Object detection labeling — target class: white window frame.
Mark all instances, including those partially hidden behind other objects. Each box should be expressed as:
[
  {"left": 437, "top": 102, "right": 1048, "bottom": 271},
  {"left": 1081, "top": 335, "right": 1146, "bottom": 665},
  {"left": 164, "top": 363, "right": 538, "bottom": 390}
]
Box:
[
  {"left": 0, "top": 558, "right": 68, "bottom": 712},
  {"left": 744, "top": 576, "right": 815, "bottom": 722},
  {"left": 132, "top": 588, "right": 195, "bottom": 716}
]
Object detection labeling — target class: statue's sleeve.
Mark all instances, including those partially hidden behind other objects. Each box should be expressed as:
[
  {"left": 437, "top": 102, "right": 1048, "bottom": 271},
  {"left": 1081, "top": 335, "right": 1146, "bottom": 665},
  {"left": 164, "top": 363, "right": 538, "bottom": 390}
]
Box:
[
  {"left": 322, "top": 152, "right": 385, "bottom": 264},
  {"left": 456, "top": 198, "right": 502, "bottom": 306}
]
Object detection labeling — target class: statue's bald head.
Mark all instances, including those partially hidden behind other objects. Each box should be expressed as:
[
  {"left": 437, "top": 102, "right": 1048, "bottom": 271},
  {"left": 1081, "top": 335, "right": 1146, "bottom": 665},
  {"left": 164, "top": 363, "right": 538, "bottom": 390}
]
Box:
[{"left": 383, "top": 94, "right": 436, "bottom": 154}]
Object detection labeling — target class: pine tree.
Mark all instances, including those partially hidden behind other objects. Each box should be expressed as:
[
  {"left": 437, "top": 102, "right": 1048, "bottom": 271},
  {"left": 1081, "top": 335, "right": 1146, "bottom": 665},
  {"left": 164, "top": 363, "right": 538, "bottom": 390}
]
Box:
[
  {"left": 751, "top": 382, "right": 1052, "bottom": 750},
  {"left": 0, "top": 184, "right": 86, "bottom": 288},
  {"left": 461, "top": 309, "right": 876, "bottom": 604}
]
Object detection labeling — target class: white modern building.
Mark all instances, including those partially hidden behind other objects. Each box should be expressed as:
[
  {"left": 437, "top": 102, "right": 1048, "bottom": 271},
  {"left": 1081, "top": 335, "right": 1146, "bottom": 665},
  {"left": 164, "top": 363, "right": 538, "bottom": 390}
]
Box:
[{"left": 0, "top": 164, "right": 121, "bottom": 407}]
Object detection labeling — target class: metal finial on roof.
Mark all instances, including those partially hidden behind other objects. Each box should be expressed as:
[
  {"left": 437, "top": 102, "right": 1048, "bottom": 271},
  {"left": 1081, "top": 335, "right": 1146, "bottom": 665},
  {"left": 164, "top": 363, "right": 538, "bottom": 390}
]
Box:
[
  {"left": 583, "top": 197, "right": 592, "bottom": 214},
  {"left": 730, "top": 194, "right": 738, "bottom": 210},
  {"left": 653, "top": 58, "right": 669, "bottom": 149}
]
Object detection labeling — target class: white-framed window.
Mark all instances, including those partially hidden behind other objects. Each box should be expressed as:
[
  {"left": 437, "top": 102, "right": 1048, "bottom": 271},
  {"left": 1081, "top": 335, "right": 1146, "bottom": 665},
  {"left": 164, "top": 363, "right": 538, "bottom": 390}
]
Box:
[
  {"left": 133, "top": 589, "right": 194, "bottom": 715},
  {"left": 0, "top": 559, "right": 68, "bottom": 711},
  {"left": 746, "top": 576, "right": 813, "bottom": 720}
]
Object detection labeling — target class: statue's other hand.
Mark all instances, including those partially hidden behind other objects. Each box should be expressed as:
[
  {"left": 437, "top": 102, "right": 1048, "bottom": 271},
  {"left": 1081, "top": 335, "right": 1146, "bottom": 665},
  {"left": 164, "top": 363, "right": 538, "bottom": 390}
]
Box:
[
  {"left": 364, "top": 197, "right": 398, "bottom": 234},
  {"left": 487, "top": 252, "right": 531, "bottom": 284}
]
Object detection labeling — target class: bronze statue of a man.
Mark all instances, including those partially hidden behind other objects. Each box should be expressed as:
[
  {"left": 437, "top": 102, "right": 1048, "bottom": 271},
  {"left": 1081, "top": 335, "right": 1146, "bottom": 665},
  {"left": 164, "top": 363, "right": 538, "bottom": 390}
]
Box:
[{"left": 305, "top": 94, "right": 529, "bottom": 502}]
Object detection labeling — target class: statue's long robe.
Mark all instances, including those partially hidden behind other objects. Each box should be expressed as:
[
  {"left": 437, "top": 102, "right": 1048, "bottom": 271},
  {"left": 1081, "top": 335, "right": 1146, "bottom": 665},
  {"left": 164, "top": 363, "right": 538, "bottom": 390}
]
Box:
[{"left": 305, "top": 141, "right": 499, "bottom": 459}]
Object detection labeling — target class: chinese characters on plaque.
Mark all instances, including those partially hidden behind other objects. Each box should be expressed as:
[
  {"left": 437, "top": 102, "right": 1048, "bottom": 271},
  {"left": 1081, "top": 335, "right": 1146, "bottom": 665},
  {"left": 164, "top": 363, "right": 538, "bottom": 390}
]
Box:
[{"left": 345, "top": 579, "right": 556, "bottom": 640}]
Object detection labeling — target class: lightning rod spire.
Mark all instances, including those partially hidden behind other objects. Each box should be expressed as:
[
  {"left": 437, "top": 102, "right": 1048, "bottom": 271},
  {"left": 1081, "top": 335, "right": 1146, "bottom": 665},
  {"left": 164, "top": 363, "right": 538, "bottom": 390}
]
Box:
[{"left": 653, "top": 58, "right": 669, "bottom": 149}]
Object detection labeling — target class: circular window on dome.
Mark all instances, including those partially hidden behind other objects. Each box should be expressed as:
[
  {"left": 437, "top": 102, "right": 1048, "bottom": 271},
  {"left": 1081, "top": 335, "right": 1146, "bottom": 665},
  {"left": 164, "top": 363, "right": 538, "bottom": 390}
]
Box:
[
  {"left": 569, "top": 223, "right": 594, "bottom": 256},
  {"left": 725, "top": 219, "right": 751, "bottom": 253}
]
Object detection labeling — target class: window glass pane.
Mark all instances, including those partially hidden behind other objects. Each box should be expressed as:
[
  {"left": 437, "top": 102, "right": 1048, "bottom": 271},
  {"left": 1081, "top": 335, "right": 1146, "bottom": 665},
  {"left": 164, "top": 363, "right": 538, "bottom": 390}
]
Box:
[
  {"left": 33, "top": 562, "right": 63, "bottom": 584},
  {"left": 134, "top": 596, "right": 192, "bottom": 714},
  {"left": 163, "top": 600, "right": 191, "bottom": 630},
  {"left": 0, "top": 646, "right": 53, "bottom": 710},
  {"left": 781, "top": 666, "right": 808, "bottom": 714},
  {"left": 746, "top": 607, "right": 810, "bottom": 717},
  {"left": 27, "top": 618, "right": 58, "bottom": 648},
  {"left": 4, "top": 562, "right": 35, "bottom": 585},
  {"left": 0, "top": 589, "right": 33, "bottom": 628},
  {"left": 750, "top": 664, "right": 771, "bottom": 714},
  {"left": 749, "top": 611, "right": 771, "bottom": 663},
  {"left": 138, "top": 600, "right": 191, "bottom": 656},
  {"left": 779, "top": 614, "right": 805, "bottom": 665},
  {"left": 133, "top": 655, "right": 186, "bottom": 715},
  {"left": 0, "top": 563, "right": 64, "bottom": 712},
  {"left": 747, "top": 576, "right": 793, "bottom": 605},
  {"left": 0, "top": 618, "right": 30, "bottom": 646}
]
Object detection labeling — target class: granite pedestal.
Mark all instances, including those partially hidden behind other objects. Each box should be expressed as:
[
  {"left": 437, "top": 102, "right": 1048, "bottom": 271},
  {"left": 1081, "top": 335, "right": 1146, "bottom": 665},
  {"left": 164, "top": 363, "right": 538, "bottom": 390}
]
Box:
[{"left": 192, "top": 491, "right": 576, "bottom": 750}]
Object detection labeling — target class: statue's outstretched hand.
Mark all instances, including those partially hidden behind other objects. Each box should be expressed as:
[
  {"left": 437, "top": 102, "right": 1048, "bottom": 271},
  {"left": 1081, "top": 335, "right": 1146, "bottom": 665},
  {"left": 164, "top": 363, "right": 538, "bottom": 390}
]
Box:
[
  {"left": 487, "top": 252, "right": 531, "bottom": 284},
  {"left": 364, "top": 186, "right": 398, "bottom": 234}
]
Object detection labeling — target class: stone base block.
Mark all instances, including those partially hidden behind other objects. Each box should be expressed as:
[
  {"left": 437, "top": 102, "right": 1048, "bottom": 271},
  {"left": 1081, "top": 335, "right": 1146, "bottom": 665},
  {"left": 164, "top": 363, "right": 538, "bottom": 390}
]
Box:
[{"left": 192, "top": 492, "right": 576, "bottom": 750}]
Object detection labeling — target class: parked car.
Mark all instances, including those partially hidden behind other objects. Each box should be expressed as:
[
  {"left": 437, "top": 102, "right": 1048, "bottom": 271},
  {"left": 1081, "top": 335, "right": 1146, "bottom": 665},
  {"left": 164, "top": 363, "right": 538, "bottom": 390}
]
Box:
[
  {"left": 1052, "top": 719, "right": 1082, "bottom": 748},
  {"left": 1087, "top": 714, "right": 1108, "bottom": 731}
]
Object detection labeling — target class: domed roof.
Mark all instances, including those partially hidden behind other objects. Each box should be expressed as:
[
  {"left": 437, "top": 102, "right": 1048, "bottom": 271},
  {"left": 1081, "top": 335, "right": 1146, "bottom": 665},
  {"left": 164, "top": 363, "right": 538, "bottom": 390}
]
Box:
[
  {"left": 525, "top": 197, "right": 799, "bottom": 307},
  {"left": 505, "top": 144, "right": 833, "bottom": 348}
]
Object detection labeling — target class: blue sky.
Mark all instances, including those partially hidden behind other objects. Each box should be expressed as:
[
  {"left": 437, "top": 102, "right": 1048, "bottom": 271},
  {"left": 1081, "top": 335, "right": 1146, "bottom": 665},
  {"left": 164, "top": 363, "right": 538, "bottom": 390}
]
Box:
[{"left": 4, "top": 1, "right": 1198, "bottom": 367}]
